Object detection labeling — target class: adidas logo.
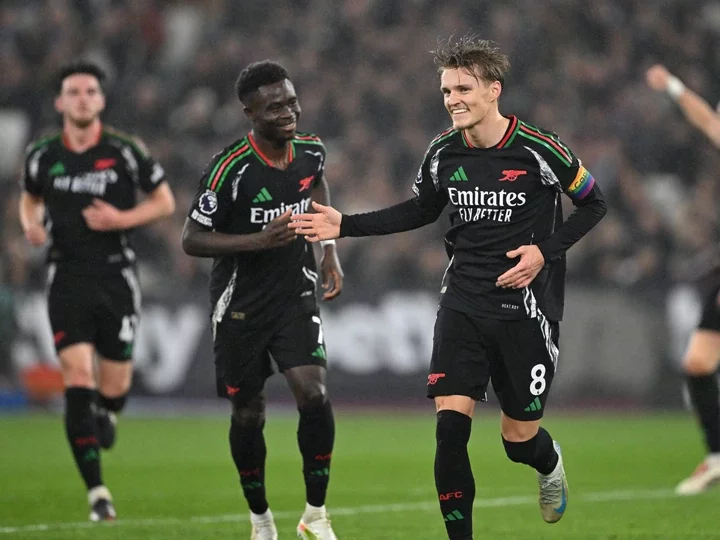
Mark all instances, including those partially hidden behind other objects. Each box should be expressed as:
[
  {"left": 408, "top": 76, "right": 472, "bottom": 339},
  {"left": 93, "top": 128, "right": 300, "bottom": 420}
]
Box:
[
  {"left": 311, "top": 346, "right": 326, "bottom": 360},
  {"left": 449, "top": 166, "right": 468, "bottom": 182},
  {"left": 252, "top": 187, "right": 272, "bottom": 203},
  {"left": 524, "top": 397, "right": 542, "bottom": 412},
  {"left": 49, "top": 162, "right": 66, "bottom": 176},
  {"left": 444, "top": 510, "right": 464, "bottom": 522}
]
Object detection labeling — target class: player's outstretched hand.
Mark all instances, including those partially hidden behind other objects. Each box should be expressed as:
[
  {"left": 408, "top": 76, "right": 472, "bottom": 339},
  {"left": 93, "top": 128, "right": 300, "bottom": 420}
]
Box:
[
  {"left": 24, "top": 224, "right": 47, "bottom": 246},
  {"left": 82, "top": 199, "right": 126, "bottom": 231},
  {"left": 496, "top": 245, "right": 545, "bottom": 289},
  {"left": 260, "top": 209, "right": 297, "bottom": 249},
  {"left": 289, "top": 201, "right": 342, "bottom": 242},
  {"left": 646, "top": 64, "right": 671, "bottom": 92}
]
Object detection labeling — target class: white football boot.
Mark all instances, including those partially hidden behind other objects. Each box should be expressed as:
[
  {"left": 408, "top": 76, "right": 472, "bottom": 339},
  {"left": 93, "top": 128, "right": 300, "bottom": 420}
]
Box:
[
  {"left": 676, "top": 455, "right": 720, "bottom": 495},
  {"left": 297, "top": 504, "right": 338, "bottom": 540},
  {"left": 250, "top": 509, "right": 278, "bottom": 540},
  {"left": 537, "top": 441, "right": 568, "bottom": 523}
]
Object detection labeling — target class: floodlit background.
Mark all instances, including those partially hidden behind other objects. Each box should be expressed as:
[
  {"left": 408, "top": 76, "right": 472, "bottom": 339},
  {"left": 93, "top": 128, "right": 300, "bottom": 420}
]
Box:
[{"left": 1, "top": 1, "right": 720, "bottom": 538}]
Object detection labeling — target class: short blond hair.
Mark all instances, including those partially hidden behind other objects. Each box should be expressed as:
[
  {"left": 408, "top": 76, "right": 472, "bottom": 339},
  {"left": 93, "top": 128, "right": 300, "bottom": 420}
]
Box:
[{"left": 432, "top": 34, "right": 510, "bottom": 85}]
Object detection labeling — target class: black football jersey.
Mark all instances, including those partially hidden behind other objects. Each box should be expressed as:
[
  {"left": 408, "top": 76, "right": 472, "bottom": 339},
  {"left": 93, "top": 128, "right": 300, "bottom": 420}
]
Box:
[
  {"left": 188, "top": 132, "right": 326, "bottom": 329},
  {"left": 21, "top": 126, "right": 166, "bottom": 274},
  {"left": 341, "top": 115, "right": 606, "bottom": 322}
]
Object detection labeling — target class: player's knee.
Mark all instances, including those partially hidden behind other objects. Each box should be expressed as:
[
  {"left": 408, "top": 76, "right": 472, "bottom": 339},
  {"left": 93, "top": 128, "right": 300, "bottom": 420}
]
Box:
[
  {"left": 63, "top": 365, "right": 95, "bottom": 388},
  {"left": 502, "top": 436, "right": 537, "bottom": 465},
  {"left": 295, "top": 382, "right": 327, "bottom": 410},
  {"left": 100, "top": 378, "right": 132, "bottom": 399},
  {"left": 231, "top": 395, "right": 266, "bottom": 428},
  {"left": 231, "top": 406, "right": 266, "bottom": 428},
  {"left": 683, "top": 353, "right": 718, "bottom": 376},
  {"left": 436, "top": 410, "right": 472, "bottom": 446},
  {"left": 501, "top": 424, "right": 538, "bottom": 443}
]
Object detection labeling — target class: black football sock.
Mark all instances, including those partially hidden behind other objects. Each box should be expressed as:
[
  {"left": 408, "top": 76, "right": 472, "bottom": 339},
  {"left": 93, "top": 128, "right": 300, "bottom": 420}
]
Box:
[
  {"left": 435, "top": 410, "right": 474, "bottom": 540},
  {"left": 229, "top": 417, "right": 269, "bottom": 514},
  {"left": 65, "top": 387, "right": 103, "bottom": 490},
  {"left": 297, "top": 400, "right": 335, "bottom": 507},
  {"left": 502, "top": 427, "right": 558, "bottom": 475},
  {"left": 687, "top": 374, "right": 720, "bottom": 453}
]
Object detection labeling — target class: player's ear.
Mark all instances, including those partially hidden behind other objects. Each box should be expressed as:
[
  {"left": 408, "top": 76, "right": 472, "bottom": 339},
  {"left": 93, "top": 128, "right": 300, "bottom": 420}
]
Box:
[
  {"left": 490, "top": 81, "right": 502, "bottom": 102},
  {"left": 54, "top": 95, "right": 64, "bottom": 114},
  {"left": 243, "top": 106, "right": 253, "bottom": 122}
]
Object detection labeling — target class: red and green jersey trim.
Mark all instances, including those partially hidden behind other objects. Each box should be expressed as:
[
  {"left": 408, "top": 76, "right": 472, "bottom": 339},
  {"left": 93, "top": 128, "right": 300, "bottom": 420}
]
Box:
[
  {"left": 30, "top": 132, "right": 61, "bottom": 152},
  {"left": 461, "top": 116, "right": 519, "bottom": 149},
  {"left": 430, "top": 127, "right": 456, "bottom": 146},
  {"left": 248, "top": 132, "right": 294, "bottom": 167},
  {"left": 516, "top": 122, "right": 573, "bottom": 166},
  {"left": 294, "top": 133, "right": 324, "bottom": 145},
  {"left": 497, "top": 115, "right": 519, "bottom": 148},
  {"left": 206, "top": 140, "right": 251, "bottom": 192},
  {"left": 293, "top": 134, "right": 324, "bottom": 157},
  {"left": 104, "top": 126, "right": 148, "bottom": 157},
  {"left": 461, "top": 130, "right": 474, "bottom": 148}
]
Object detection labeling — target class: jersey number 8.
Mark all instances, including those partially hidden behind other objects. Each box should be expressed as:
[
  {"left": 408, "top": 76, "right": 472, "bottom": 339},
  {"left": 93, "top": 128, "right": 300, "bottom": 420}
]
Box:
[{"left": 529, "top": 364, "right": 546, "bottom": 396}]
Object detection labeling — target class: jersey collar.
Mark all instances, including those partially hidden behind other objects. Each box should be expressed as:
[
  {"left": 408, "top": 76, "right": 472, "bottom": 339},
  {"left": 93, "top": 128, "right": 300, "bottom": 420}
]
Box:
[
  {"left": 462, "top": 115, "right": 518, "bottom": 149},
  {"left": 247, "top": 132, "right": 294, "bottom": 168},
  {"left": 61, "top": 122, "right": 103, "bottom": 153}
]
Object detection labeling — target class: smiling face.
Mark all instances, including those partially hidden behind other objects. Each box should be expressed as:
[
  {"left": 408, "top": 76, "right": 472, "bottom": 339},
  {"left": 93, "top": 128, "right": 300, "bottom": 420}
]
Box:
[
  {"left": 440, "top": 67, "right": 501, "bottom": 131},
  {"left": 55, "top": 73, "right": 106, "bottom": 128},
  {"left": 244, "top": 79, "right": 301, "bottom": 143}
]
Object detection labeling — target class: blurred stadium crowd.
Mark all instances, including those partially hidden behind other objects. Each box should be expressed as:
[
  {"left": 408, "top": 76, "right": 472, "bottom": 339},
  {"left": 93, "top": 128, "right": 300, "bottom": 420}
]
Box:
[{"left": 2, "top": 0, "right": 720, "bottom": 305}]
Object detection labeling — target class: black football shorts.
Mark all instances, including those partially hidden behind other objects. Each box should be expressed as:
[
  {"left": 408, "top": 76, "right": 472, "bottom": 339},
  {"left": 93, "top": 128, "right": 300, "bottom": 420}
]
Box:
[
  {"left": 214, "top": 310, "right": 328, "bottom": 405},
  {"left": 698, "top": 285, "right": 720, "bottom": 332},
  {"left": 47, "top": 267, "right": 141, "bottom": 361},
  {"left": 427, "top": 306, "right": 559, "bottom": 420}
]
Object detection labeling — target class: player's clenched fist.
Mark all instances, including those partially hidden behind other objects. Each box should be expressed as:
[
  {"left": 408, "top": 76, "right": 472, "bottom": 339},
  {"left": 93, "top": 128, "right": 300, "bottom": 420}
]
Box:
[
  {"left": 646, "top": 64, "right": 671, "bottom": 91},
  {"left": 260, "top": 209, "right": 297, "bottom": 249}
]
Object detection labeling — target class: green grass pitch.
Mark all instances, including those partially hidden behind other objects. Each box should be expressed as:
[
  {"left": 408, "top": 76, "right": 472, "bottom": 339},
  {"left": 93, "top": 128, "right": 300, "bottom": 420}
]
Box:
[{"left": 1, "top": 411, "right": 719, "bottom": 539}]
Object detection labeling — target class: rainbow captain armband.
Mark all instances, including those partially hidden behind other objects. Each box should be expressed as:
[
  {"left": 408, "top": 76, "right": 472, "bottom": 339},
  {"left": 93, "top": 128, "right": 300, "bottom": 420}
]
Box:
[{"left": 566, "top": 166, "right": 595, "bottom": 200}]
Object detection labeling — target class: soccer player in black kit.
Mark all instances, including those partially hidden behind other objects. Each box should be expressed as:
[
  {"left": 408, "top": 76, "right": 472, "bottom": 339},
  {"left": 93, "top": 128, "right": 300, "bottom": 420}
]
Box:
[
  {"left": 291, "top": 37, "right": 606, "bottom": 539},
  {"left": 19, "top": 62, "right": 175, "bottom": 521},
  {"left": 182, "top": 61, "right": 343, "bottom": 540},
  {"left": 647, "top": 63, "right": 720, "bottom": 495}
]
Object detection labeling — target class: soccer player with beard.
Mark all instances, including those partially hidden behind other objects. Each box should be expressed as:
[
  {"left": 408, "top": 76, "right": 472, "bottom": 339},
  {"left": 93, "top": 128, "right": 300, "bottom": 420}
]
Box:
[
  {"left": 19, "top": 61, "right": 176, "bottom": 521},
  {"left": 182, "top": 61, "right": 343, "bottom": 540},
  {"left": 290, "top": 37, "right": 606, "bottom": 539},
  {"left": 647, "top": 63, "right": 720, "bottom": 495}
]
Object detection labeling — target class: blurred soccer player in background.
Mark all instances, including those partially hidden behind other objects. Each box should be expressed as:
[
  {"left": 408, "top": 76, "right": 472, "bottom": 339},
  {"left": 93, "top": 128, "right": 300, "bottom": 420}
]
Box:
[
  {"left": 647, "top": 64, "right": 720, "bottom": 495},
  {"left": 291, "top": 36, "right": 606, "bottom": 539},
  {"left": 182, "top": 61, "right": 343, "bottom": 540},
  {"left": 19, "top": 61, "right": 176, "bottom": 521}
]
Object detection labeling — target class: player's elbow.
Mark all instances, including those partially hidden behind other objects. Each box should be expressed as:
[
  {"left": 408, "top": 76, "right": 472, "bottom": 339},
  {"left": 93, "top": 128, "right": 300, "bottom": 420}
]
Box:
[
  {"left": 157, "top": 184, "right": 176, "bottom": 217},
  {"left": 163, "top": 193, "right": 176, "bottom": 217},
  {"left": 707, "top": 123, "right": 720, "bottom": 149},
  {"left": 181, "top": 226, "right": 199, "bottom": 256},
  {"left": 595, "top": 197, "right": 608, "bottom": 220}
]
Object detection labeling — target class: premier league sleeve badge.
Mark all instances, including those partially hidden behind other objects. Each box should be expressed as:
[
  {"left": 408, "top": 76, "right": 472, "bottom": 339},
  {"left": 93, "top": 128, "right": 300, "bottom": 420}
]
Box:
[{"left": 198, "top": 190, "right": 218, "bottom": 215}]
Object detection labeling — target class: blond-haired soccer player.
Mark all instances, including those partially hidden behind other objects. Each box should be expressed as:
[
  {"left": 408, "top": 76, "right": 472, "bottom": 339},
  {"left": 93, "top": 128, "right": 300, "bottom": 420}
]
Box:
[{"left": 292, "top": 36, "right": 606, "bottom": 539}]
